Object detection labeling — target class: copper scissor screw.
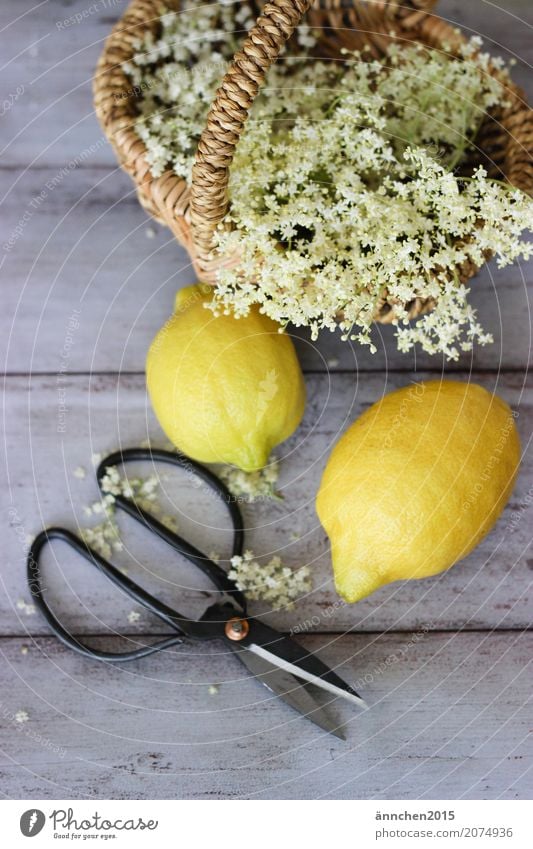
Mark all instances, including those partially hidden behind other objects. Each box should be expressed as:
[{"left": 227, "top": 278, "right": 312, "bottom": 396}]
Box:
[{"left": 225, "top": 617, "right": 250, "bottom": 641}]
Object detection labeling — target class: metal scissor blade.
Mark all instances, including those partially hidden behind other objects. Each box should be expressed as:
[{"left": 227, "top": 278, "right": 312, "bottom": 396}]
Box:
[
  {"left": 235, "top": 647, "right": 345, "bottom": 739},
  {"left": 249, "top": 642, "right": 366, "bottom": 707},
  {"left": 245, "top": 620, "right": 367, "bottom": 708}
]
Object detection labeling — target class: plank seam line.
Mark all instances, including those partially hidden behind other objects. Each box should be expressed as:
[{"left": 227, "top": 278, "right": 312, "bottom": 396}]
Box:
[
  {"left": 0, "top": 628, "right": 531, "bottom": 640},
  {"left": 3, "top": 369, "right": 532, "bottom": 379}
]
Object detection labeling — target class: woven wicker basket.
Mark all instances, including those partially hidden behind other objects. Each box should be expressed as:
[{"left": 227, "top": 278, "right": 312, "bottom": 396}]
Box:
[{"left": 94, "top": 0, "right": 533, "bottom": 324}]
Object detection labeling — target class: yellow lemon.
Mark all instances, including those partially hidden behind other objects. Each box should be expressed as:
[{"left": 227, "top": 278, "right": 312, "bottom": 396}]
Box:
[
  {"left": 316, "top": 380, "right": 520, "bottom": 603},
  {"left": 146, "top": 284, "right": 306, "bottom": 471}
]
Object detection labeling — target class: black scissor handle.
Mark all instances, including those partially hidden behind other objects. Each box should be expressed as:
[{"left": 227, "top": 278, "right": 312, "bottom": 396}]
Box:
[
  {"left": 97, "top": 447, "right": 246, "bottom": 610},
  {"left": 28, "top": 527, "right": 187, "bottom": 662}
]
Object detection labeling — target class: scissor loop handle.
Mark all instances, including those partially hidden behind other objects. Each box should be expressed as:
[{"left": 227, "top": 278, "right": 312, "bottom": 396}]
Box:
[
  {"left": 27, "top": 449, "right": 247, "bottom": 662},
  {"left": 27, "top": 528, "right": 187, "bottom": 662},
  {"left": 97, "top": 448, "right": 246, "bottom": 610}
]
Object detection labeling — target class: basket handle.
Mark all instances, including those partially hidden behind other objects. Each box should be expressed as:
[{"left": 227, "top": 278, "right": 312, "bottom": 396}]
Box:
[
  {"left": 189, "top": 0, "right": 440, "bottom": 267},
  {"left": 190, "top": 0, "right": 313, "bottom": 267}
]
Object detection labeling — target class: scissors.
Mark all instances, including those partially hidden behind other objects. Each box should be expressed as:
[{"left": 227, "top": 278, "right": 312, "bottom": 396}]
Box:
[{"left": 27, "top": 447, "right": 365, "bottom": 739}]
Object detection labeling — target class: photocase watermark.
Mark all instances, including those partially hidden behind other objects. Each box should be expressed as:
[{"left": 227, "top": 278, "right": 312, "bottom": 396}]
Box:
[
  {"left": 20, "top": 807, "right": 158, "bottom": 837},
  {"left": 148, "top": 283, "right": 210, "bottom": 357},
  {"left": 290, "top": 597, "right": 348, "bottom": 636},
  {"left": 0, "top": 700, "right": 66, "bottom": 760},
  {"left": 20, "top": 809, "right": 46, "bottom": 837},
  {"left": 256, "top": 369, "right": 279, "bottom": 424},
  {"left": 8, "top": 505, "right": 31, "bottom": 555},
  {"left": 0, "top": 83, "right": 25, "bottom": 117},
  {"left": 461, "top": 410, "right": 519, "bottom": 514},
  {"left": 57, "top": 308, "right": 82, "bottom": 433},
  {"left": 113, "top": 57, "right": 228, "bottom": 103},
  {"left": 145, "top": 283, "right": 233, "bottom": 497},
  {"left": 2, "top": 137, "right": 107, "bottom": 254},
  {"left": 380, "top": 380, "right": 426, "bottom": 456},
  {"left": 504, "top": 483, "right": 533, "bottom": 535},
  {"left": 56, "top": 0, "right": 125, "bottom": 30},
  {"left": 8, "top": 504, "right": 46, "bottom": 613},
  {"left": 352, "top": 625, "right": 430, "bottom": 692},
  {"left": 52, "top": 807, "right": 158, "bottom": 833}
]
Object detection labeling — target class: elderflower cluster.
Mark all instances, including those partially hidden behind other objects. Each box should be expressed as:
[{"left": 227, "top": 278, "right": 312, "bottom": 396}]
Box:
[
  {"left": 80, "top": 465, "right": 178, "bottom": 559},
  {"left": 124, "top": 1, "right": 315, "bottom": 180},
  {"left": 218, "top": 148, "right": 532, "bottom": 358},
  {"left": 214, "top": 46, "right": 532, "bottom": 359},
  {"left": 125, "top": 8, "right": 533, "bottom": 358},
  {"left": 219, "top": 457, "right": 281, "bottom": 501},
  {"left": 228, "top": 550, "right": 312, "bottom": 610}
]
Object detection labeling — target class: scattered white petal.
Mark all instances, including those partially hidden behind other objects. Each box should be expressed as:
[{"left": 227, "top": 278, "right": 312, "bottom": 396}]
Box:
[
  {"left": 220, "top": 458, "right": 281, "bottom": 501},
  {"left": 80, "top": 464, "right": 167, "bottom": 556},
  {"left": 229, "top": 551, "right": 312, "bottom": 611},
  {"left": 16, "top": 599, "right": 36, "bottom": 616},
  {"left": 15, "top": 710, "right": 29, "bottom": 723}
]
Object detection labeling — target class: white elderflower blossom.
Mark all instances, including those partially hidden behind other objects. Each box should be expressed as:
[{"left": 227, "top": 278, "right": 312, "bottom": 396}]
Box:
[
  {"left": 16, "top": 599, "right": 36, "bottom": 616},
  {"left": 228, "top": 550, "right": 312, "bottom": 610},
  {"left": 214, "top": 50, "right": 531, "bottom": 359},
  {"left": 80, "top": 517, "right": 123, "bottom": 560},
  {"left": 124, "top": 1, "right": 316, "bottom": 180},
  {"left": 80, "top": 465, "right": 169, "bottom": 558},
  {"left": 15, "top": 710, "right": 29, "bottom": 724},
  {"left": 219, "top": 457, "right": 281, "bottom": 501},
  {"left": 125, "top": 11, "right": 533, "bottom": 358}
]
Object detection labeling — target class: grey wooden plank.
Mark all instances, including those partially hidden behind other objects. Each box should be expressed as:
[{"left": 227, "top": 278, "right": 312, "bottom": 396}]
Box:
[
  {"left": 1, "top": 165, "right": 193, "bottom": 375},
  {"left": 3, "top": 372, "right": 532, "bottom": 636},
  {"left": 0, "top": 632, "right": 530, "bottom": 799},
  {"left": 0, "top": 0, "right": 124, "bottom": 170},
  {"left": 2, "top": 163, "right": 532, "bottom": 373},
  {"left": 0, "top": 0, "right": 531, "bottom": 169}
]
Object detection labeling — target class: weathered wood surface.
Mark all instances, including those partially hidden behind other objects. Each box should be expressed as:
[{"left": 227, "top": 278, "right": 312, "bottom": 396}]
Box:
[
  {"left": 3, "top": 372, "right": 532, "bottom": 636},
  {"left": 1, "top": 0, "right": 532, "bottom": 801},
  {"left": 0, "top": 632, "right": 531, "bottom": 799}
]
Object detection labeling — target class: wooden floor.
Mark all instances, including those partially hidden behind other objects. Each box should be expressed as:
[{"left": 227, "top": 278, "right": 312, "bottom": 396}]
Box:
[{"left": 1, "top": 0, "right": 532, "bottom": 800}]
